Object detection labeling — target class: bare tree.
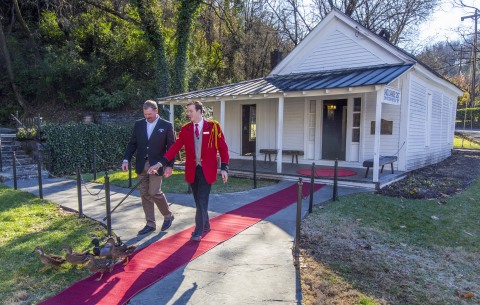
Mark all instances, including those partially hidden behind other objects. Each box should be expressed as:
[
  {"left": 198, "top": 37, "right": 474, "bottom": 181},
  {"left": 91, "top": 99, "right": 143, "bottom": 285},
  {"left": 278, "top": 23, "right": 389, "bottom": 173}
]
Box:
[
  {"left": 265, "top": 0, "right": 313, "bottom": 46},
  {"left": 311, "top": 0, "right": 439, "bottom": 45}
]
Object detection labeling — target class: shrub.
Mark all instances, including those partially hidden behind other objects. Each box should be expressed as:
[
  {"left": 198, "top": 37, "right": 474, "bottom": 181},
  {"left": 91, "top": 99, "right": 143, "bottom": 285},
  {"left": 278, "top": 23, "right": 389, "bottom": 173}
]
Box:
[
  {"left": 42, "top": 123, "right": 132, "bottom": 175},
  {"left": 16, "top": 127, "right": 38, "bottom": 140}
]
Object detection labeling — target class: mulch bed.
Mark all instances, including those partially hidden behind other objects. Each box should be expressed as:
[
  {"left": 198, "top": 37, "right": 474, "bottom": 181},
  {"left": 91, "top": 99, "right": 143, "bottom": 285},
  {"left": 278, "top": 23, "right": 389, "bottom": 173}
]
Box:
[{"left": 377, "top": 149, "right": 480, "bottom": 199}]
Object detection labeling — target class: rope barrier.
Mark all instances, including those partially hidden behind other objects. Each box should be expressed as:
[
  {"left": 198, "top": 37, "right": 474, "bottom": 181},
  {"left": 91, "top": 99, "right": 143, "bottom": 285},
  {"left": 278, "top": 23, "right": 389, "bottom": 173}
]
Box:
[
  {"left": 79, "top": 173, "right": 105, "bottom": 198},
  {"left": 95, "top": 153, "right": 119, "bottom": 168},
  {"left": 102, "top": 175, "right": 148, "bottom": 221}
]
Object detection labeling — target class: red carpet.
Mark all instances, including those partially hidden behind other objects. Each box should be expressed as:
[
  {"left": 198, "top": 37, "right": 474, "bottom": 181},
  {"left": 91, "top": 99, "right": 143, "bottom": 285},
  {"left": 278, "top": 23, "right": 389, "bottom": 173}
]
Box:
[
  {"left": 38, "top": 182, "right": 324, "bottom": 305},
  {"left": 297, "top": 168, "right": 357, "bottom": 177}
]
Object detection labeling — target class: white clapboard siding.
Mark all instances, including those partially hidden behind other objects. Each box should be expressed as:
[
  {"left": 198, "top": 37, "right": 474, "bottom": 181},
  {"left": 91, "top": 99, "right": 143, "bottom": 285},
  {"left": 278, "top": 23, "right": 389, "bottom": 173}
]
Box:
[
  {"left": 257, "top": 100, "right": 278, "bottom": 151},
  {"left": 450, "top": 97, "right": 458, "bottom": 142},
  {"left": 294, "top": 29, "right": 383, "bottom": 73},
  {"left": 406, "top": 77, "right": 428, "bottom": 170},
  {"left": 430, "top": 91, "right": 443, "bottom": 150},
  {"left": 361, "top": 92, "right": 401, "bottom": 168},
  {"left": 282, "top": 98, "right": 305, "bottom": 151},
  {"left": 224, "top": 101, "right": 242, "bottom": 157},
  {"left": 405, "top": 76, "right": 455, "bottom": 170},
  {"left": 441, "top": 96, "right": 449, "bottom": 150}
]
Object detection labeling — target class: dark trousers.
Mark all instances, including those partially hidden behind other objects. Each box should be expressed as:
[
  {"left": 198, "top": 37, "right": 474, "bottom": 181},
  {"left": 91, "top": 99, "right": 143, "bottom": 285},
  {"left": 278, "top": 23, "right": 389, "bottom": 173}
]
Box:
[{"left": 190, "top": 165, "right": 212, "bottom": 235}]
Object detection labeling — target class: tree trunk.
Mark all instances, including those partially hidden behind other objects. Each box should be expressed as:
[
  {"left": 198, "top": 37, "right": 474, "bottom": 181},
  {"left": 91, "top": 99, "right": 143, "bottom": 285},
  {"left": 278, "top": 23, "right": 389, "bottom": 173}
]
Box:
[
  {"left": 136, "top": 0, "right": 170, "bottom": 98},
  {"left": 0, "top": 19, "right": 27, "bottom": 111},
  {"left": 13, "top": 0, "right": 41, "bottom": 61},
  {"left": 172, "top": 0, "right": 202, "bottom": 95}
]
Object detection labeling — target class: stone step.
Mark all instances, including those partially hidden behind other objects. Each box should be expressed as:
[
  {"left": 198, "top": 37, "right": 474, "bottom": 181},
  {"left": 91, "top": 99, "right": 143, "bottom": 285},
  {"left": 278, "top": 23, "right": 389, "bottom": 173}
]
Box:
[
  {"left": 2, "top": 153, "right": 31, "bottom": 158},
  {"left": 2, "top": 150, "right": 29, "bottom": 159},
  {"left": 0, "top": 170, "right": 50, "bottom": 181},
  {"left": 1, "top": 159, "right": 33, "bottom": 165}
]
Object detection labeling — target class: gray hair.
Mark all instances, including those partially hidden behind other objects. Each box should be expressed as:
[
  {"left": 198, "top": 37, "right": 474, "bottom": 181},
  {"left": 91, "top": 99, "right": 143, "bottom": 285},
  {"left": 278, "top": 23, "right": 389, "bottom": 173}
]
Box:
[{"left": 143, "top": 100, "right": 158, "bottom": 110}]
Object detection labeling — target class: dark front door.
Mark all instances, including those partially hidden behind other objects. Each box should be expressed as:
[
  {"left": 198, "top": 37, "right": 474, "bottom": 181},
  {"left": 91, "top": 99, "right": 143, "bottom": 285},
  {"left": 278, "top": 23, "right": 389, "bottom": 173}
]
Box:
[
  {"left": 322, "top": 99, "right": 347, "bottom": 160},
  {"left": 242, "top": 104, "right": 256, "bottom": 155}
]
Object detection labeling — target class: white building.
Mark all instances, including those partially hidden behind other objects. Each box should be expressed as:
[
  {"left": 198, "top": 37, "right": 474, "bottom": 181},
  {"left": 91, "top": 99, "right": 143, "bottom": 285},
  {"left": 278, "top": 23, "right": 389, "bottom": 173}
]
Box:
[{"left": 158, "top": 9, "right": 462, "bottom": 185}]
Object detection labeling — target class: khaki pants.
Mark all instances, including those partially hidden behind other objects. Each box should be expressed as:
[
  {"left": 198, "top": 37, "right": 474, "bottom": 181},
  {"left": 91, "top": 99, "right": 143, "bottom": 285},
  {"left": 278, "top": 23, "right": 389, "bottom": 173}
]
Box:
[{"left": 138, "top": 161, "right": 171, "bottom": 228}]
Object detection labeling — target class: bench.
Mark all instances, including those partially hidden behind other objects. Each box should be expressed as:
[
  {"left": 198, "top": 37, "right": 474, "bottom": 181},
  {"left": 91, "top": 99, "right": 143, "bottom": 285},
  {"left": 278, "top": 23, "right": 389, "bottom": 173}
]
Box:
[
  {"left": 362, "top": 156, "right": 397, "bottom": 178},
  {"left": 259, "top": 149, "right": 304, "bottom": 164}
]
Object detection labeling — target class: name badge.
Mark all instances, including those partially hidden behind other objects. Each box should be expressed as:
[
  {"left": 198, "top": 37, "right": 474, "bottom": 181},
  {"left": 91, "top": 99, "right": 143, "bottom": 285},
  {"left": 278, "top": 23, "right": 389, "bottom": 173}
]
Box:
[{"left": 203, "top": 132, "right": 209, "bottom": 134}]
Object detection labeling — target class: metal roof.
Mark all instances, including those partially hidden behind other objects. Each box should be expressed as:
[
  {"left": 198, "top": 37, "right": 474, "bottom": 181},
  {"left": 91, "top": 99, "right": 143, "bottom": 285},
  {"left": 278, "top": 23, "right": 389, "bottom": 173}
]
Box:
[{"left": 158, "top": 64, "right": 413, "bottom": 102}]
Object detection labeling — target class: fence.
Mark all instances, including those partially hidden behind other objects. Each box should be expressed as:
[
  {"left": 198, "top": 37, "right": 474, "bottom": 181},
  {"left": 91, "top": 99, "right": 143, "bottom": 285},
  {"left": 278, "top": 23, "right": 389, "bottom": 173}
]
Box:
[{"left": 9, "top": 145, "right": 338, "bottom": 247}]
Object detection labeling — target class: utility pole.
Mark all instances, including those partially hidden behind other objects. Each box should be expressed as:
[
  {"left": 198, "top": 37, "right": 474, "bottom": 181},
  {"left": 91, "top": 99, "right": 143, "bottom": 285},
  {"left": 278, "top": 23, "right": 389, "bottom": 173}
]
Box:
[{"left": 462, "top": 10, "right": 479, "bottom": 130}]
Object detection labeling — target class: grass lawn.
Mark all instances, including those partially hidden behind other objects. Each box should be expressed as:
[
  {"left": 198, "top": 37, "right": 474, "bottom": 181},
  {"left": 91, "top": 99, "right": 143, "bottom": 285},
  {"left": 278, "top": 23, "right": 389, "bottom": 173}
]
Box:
[
  {"left": 4, "top": 167, "right": 479, "bottom": 304},
  {"left": 454, "top": 135, "right": 480, "bottom": 149},
  {"left": 80, "top": 168, "right": 278, "bottom": 193},
  {"left": 1, "top": 170, "right": 277, "bottom": 304},
  {"left": 0, "top": 184, "right": 108, "bottom": 305},
  {"left": 300, "top": 179, "right": 480, "bottom": 305}
]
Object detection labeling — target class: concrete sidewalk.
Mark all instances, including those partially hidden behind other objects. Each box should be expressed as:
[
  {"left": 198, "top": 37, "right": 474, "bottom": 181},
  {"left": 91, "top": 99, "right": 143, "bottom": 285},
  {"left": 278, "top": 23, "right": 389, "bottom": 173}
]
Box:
[{"left": 4, "top": 177, "right": 369, "bottom": 305}]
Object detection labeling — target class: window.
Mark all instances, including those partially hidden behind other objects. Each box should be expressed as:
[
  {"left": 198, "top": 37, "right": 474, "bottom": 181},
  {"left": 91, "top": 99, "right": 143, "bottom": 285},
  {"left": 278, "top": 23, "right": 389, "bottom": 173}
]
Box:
[
  {"left": 370, "top": 119, "right": 393, "bottom": 135},
  {"left": 425, "top": 92, "right": 432, "bottom": 146},
  {"left": 352, "top": 98, "right": 361, "bottom": 142},
  {"left": 249, "top": 105, "right": 256, "bottom": 140}
]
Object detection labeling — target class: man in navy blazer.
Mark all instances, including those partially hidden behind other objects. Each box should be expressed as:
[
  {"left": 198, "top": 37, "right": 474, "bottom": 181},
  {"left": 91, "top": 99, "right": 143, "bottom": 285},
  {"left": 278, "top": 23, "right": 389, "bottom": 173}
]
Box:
[{"left": 122, "top": 100, "right": 175, "bottom": 235}]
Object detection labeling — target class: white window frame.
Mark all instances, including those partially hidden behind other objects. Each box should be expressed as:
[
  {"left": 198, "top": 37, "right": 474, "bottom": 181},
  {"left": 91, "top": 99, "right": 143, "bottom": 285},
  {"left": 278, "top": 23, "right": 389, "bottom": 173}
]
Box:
[{"left": 425, "top": 91, "right": 432, "bottom": 147}]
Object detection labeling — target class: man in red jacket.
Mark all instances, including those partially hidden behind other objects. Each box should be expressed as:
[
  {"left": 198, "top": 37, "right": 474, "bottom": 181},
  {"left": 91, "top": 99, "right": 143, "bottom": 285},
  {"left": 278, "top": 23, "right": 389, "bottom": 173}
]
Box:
[{"left": 150, "top": 101, "right": 229, "bottom": 241}]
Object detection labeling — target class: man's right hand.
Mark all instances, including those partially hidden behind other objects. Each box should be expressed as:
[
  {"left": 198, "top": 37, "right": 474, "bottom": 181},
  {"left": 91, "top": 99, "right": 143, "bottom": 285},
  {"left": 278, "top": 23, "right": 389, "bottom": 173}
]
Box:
[{"left": 121, "top": 161, "right": 128, "bottom": 172}]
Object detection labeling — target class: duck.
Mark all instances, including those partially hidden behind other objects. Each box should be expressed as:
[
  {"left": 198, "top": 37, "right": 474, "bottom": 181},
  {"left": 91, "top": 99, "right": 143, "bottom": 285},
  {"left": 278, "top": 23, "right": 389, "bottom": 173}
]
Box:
[
  {"left": 105, "top": 237, "right": 137, "bottom": 265},
  {"left": 84, "top": 254, "right": 115, "bottom": 281},
  {"left": 90, "top": 238, "right": 113, "bottom": 257},
  {"left": 115, "top": 236, "right": 125, "bottom": 247},
  {"left": 61, "top": 245, "right": 90, "bottom": 266},
  {"left": 32, "top": 246, "right": 66, "bottom": 272}
]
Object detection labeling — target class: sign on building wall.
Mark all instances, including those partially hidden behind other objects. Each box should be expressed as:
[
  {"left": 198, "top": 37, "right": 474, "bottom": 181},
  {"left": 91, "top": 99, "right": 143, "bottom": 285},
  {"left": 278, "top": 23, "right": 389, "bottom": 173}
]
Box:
[{"left": 383, "top": 87, "right": 401, "bottom": 105}]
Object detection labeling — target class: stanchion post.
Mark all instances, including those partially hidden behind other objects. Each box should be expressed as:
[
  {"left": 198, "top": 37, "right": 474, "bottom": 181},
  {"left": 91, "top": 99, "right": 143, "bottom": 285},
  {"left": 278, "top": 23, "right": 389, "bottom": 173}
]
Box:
[
  {"left": 333, "top": 159, "right": 338, "bottom": 201},
  {"left": 37, "top": 150, "right": 43, "bottom": 199},
  {"left": 309, "top": 162, "right": 315, "bottom": 213},
  {"left": 0, "top": 137, "right": 3, "bottom": 172},
  {"left": 93, "top": 145, "right": 97, "bottom": 181},
  {"left": 294, "top": 178, "right": 303, "bottom": 259},
  {"left": 36, "top": 114, "right": 42, "bottom": 139},
  {"left": 12, "top": 151, "right": 17, "bottom": 190},
  {"left": 104, "top": 171, "right": 112, "bottom": 236},
  {"left": 253, "top": 153, "right": 257, "bottom": 189},
  {"left": 128, "top": 161, "right": 132, "bottom": 188},
  {"left": 76, "top": 164, "right": 83, "bottom": 218}
]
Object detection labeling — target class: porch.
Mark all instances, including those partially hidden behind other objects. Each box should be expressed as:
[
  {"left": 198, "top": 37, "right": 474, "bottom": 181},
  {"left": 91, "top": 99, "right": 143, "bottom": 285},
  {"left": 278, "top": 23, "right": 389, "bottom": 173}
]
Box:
[{"left": 227, "top": 158, "right": 407, "bottom": 190}]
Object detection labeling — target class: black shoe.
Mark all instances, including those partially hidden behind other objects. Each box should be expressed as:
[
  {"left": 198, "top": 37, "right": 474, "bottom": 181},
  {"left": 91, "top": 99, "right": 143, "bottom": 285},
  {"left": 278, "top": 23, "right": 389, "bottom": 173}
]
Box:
[
  {"left": 160, "top": 215, "right": 174, "bottom": 231},
  {"left": 138, "top": 225, "right": 155, "bottom": 235}
]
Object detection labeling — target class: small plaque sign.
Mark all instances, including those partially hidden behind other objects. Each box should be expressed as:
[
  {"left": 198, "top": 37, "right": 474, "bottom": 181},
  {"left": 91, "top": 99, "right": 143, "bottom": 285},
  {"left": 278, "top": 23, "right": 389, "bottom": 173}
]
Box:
[{"left": 383, "top": 87, "right": 401, "bottom": 105}]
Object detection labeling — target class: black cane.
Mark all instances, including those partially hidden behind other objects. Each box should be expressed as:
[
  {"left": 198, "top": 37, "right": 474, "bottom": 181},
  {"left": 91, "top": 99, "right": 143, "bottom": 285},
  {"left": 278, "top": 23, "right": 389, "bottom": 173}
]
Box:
[{"left": 102, "top": 175, "right": 148, "bottom": 221}]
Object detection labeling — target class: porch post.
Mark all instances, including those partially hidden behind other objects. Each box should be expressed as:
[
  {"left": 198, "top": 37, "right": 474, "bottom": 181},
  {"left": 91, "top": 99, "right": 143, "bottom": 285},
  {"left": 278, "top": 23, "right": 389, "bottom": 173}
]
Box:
[
  {"left": 277, "top": 95, "right": 284, "bottom": 173},
  {"left": 220, "top": 100, "right": 226, "bottom": 130},
  {"left": 169, "top": 102, "right": 174, "bottom": 124},
  {"left": 373, "top": 86, "right": 384, "bottom": 182}
]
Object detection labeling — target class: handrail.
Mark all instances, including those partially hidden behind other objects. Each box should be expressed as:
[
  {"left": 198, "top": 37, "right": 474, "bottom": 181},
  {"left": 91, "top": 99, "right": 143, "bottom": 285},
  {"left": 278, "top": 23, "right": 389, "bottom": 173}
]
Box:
[{"left": 10, "top": 113, "right": 26, "bottom": 130}]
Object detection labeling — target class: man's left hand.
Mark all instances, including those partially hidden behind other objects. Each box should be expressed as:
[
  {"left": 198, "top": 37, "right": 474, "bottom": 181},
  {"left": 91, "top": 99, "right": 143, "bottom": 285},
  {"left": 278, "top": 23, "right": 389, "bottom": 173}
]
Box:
[
  {"left": 164, "top": 167, "right": 173, "bottom": 178},
  {"left": 147, "top": 162, "right": 162, "bottom": 175},
  {"left": 221, "top": 170, "right": 228, "bottom": 183}
]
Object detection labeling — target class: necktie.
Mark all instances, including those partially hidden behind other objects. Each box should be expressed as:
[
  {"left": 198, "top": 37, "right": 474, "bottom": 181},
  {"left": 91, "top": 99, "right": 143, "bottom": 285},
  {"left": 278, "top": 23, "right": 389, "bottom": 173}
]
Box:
[{"left": 195, "top": 124, "right": 199, "bottom": 138}]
